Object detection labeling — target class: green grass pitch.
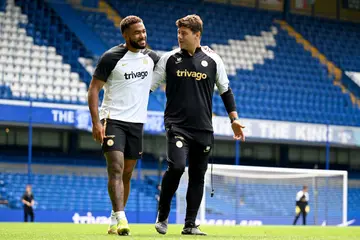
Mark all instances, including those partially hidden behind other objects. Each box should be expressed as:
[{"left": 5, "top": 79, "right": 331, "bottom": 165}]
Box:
[{"left": 0, "top": 223, "right": 359, "bottom": 240}]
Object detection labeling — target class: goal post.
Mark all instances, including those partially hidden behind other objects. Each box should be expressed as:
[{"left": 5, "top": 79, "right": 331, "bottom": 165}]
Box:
[{"left": 176, "top": 164, "right": 348, "bottom": 226}]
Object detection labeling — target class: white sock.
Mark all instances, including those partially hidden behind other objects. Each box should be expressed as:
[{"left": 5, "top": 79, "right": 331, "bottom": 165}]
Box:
[
  {"left": 110, "top": 210, "right": 117, "bottom": 226},
  {"left": 114, "top": 211, "right": 126, "bottom": 221}
]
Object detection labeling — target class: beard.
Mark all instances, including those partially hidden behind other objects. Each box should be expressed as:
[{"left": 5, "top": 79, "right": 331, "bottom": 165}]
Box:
[{"left": 129, "top": 38, "right": 146, "bottom": 49}]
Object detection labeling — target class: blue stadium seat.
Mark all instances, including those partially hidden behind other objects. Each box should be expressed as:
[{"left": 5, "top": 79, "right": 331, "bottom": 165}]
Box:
[
  {"left": 1, "top": 0, "right": 360, "bottom": 126},
  {"left": 101, "top": 0, "right": 360, "bottom": 126},
  {"left": 2, "top": 172, "right": 169, "bottom": 212},
  {"left": 1, "top": 170, "right": 359, "bottom": 221},
  {"left": 288, "top": 15, "right": 360, "bottom": 72}
]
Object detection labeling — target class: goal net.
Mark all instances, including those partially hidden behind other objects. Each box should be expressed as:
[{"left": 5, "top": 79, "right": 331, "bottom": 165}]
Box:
[{"left": 176, "top": 164, "right": 348, "bottom": 226}]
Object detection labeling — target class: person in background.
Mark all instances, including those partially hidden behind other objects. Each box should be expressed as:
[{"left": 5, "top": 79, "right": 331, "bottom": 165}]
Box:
[
  {"left": 22, "top": 184, "right": 35, "bottom": 222},
  {"left": 293, "top": 185, "right": 310, "bottom": 225}
]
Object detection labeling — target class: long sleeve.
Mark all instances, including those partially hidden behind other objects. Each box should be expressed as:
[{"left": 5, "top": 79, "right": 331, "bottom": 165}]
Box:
[{"left": 150, "top": 53, "right": 169, "bottom": 92}]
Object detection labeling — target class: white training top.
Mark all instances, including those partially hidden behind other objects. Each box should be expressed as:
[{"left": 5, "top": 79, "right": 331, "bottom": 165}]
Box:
[
  {"left": 93, "top": 44, "right": 159, "bottom": 123},
  {"left": 296, "top": 190, "right": 309, "bottom": 202}
]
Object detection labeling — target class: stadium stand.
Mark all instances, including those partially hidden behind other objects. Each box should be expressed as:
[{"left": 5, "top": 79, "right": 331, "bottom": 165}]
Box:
[
  {"left": 2, "top": 172, "right": 153, "bottom": 211},
  {"left": 0, "top": 0, "right": 360, "bottom": 226},
  {"left": 106, "top": 0, "right": 360, "bottom": 126},
  {"left": 1, "top": 168, "right": 358, "bottom": 221},
  {"left": 288, "top": 15, "right": 360, "bottom": 72},
  {"left": 0, "top": 0, "right": 90, "bottom": 103},
  {"left": 1, "top": 0, "right": 359, "bottom": 125},
  {"left": 287, "top": 15, "right": 360, "bottom": 106},
  {"left": 145, "top": 173, "right": 360, "bottom": 221},
  {"left": 0, "top": 167, "right": 174, "bottom": 214},
  {"left": 77, "top": 10, "right": 122, "bottom": 49}
]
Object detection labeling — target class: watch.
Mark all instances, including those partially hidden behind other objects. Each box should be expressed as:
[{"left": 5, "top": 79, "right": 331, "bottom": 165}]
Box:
[{"left": 230, "top": 117, "right": 240, "bottom": 123}]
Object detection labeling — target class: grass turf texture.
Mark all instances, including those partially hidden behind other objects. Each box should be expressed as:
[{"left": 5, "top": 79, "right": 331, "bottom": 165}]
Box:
[{"left": 0, "top": 223, "right": 359, "bottom": 240}]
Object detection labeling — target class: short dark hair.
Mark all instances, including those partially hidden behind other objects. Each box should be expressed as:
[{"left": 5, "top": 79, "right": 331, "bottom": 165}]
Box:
[
  {"left": 176, "top": 14, "right": 203, "bottom": 35},
  {"left": 303, "top": 185, "right": 308, "bottom": 190},
  {"left": 120, "top": 15, "right": 143, "bottom": 34}
]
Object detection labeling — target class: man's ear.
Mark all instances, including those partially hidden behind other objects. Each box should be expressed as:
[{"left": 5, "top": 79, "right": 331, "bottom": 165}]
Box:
[
  {"left": 196, "top": 31, "right": 201, "bottom": 39},
  {"left": 122, "top": 31, "right": 128, "bottom": 40}
]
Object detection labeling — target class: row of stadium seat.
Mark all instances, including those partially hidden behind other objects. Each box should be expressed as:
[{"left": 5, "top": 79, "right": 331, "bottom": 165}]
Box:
[
  {"left": 103, "top": 0, "right": 360, "bottom": 126},
  {"left": 77, "top": 10, "right": 121, "bottom": 49},
  {"left": 1, "top": 172, "right": 172, "bottom": 212},
  {"left": 288, "top": 15, "right": 360, "bottom": 72},
  {"left": 13, "top": 0, "right": 92, "bottom": 83},
  {"left": 0, "top": 0, "right": 88, "bottom": 104},
  {"left": 1, "top": 0, "right": 360, "bottom": 126},
  {"left": 1, "top": 69, "right": 81, "bottom": 82},
  {"left": 107, "top": 0, "right": 279, "bottom": 48},
  {"left": 1, "top": 163, "right": 360, "bottom": 219}
]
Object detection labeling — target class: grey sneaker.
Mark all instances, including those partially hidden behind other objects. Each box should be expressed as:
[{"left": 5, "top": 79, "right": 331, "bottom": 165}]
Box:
[
  {"left": 155, "top": 216, "right": 168, "bottom": 235},
  {"left": 181, "top": 224, "right": 207, "bottom": 236}
]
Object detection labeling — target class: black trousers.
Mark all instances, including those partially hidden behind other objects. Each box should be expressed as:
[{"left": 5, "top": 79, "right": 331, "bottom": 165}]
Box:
[
  {"left": 293, "top": 205, "right": 307, "bottom": 225},
  {"left": 24, "top": 207, "right": 34, "bottom": 222},
  {"left": 157, "top": 127, "right": 212, "bottom": 226}
]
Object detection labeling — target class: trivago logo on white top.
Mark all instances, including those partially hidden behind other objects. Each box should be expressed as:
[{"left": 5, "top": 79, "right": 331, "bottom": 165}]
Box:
[{"left": 72, "top": 212, "right": 110, "bottom": 224}]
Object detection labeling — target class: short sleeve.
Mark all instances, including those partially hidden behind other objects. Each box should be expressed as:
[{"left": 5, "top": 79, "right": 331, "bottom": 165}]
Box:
[
  {"left": 148, "top": 50, "right": 160, "bottom": 67},
  {"left": 93, "top": 52, "right": 117, "bottom": 82},
  {"left": 201, "top": 46, "right": 230, "bottom": 94},
  {"left": 305, "top": 192, "right": 309, "bottom": 201}
]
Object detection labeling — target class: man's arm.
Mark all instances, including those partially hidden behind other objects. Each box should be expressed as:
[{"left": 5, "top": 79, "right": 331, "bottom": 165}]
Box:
[
  {"left": 148, "top": 50, "right": 161, "bottom": 69},
  {"left": 89, "top": 50, "right": 116, "bottom": 117},
  {"left": 150, "top": 53, "right": 169, "bottom": 92},
  {"left": 88, "top": 77, "right": 106, "bottom": 143},
  {"left": 88, "top": 77, "right": 105, "bottom": 124},
  {"left": 305, "top": 192, "right": 309, "bottom": 202},
  {"left": 88, "top": 51, "right": 113, "bottom": 143},
  {"left": 30, "top": 195, "right": 35, "bottom": 206},
  {"left": 214, "top": 54, "right": 245, "bottom": 141},
  {"left": 295, "top": 191, "right": 301, "bottom": 204},
  {"left": 214, "top": 55, "right": 238, "bottom": 118},
  {"left": 21, "top": 195, "right": 30, "bottom": 206},
  {"left": 305, "top": 193, "right": 310, "bottom": 212}
]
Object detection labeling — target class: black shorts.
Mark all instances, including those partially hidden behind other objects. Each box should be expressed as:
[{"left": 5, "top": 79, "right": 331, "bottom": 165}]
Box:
[
  {"left": 101, "top": 118, "right": 144, "bottom": 159},
  {"left": 297, "top": 203, "right": 307, "bottom": 212}
]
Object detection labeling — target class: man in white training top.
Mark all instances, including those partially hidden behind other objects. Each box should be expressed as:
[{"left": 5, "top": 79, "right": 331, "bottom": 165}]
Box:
[
  {"left": 88, "top": 15, "right": 159, "bottom": 236},
  {"left": 293, "top": 185, "right": 310, "bottom": 225}
]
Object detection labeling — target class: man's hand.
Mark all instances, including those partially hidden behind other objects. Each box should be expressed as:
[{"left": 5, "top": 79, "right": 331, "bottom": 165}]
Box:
[
  {"left": 92, "top": 122, "right": 105, "bottom": 144},
  {"left": 231, "top": 120, "right": 245, "bottom": 141}
]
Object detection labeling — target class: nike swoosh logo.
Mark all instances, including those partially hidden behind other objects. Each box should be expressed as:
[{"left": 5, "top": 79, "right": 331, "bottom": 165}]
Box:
[{"left": 122, "top": 63, "right": 127, "bottom": 66}]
